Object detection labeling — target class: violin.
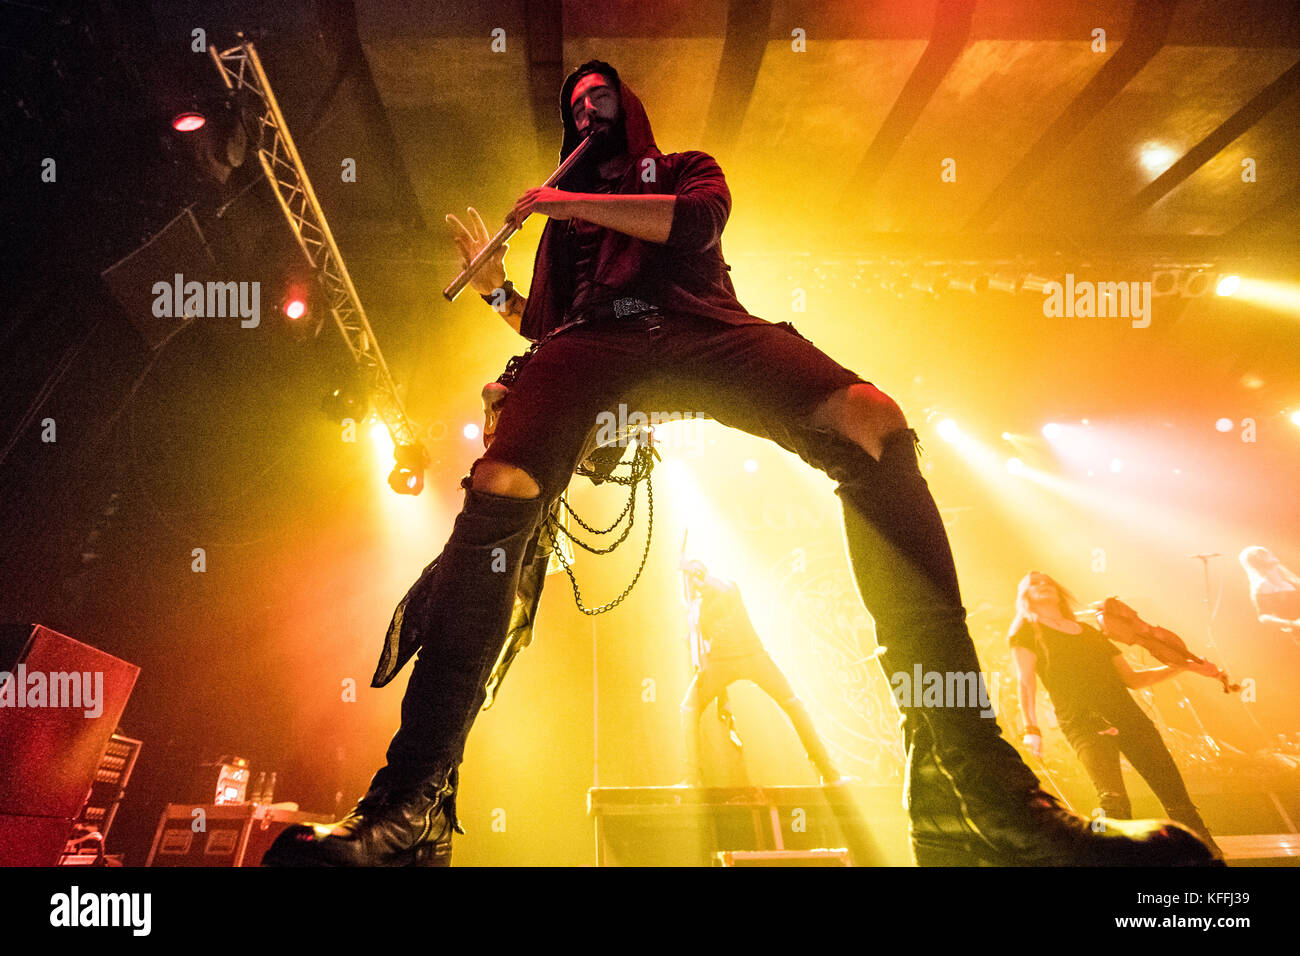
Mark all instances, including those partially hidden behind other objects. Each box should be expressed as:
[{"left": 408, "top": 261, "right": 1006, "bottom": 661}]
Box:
[{"left": 1093, "top": 597, "right": 1241, "bottom": 694}]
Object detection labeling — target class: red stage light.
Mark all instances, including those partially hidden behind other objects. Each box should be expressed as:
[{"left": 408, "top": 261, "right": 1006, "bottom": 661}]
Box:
[
  {"left": 284, "top": 298, "right": 307, "bottom": 320},
  {"left": 172, "top": 112, "right": 206, "bottom": 132}
]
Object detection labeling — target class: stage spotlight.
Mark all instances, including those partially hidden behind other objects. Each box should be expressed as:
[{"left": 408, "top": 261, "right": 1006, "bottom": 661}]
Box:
[
  {"left": 463, "top": 423, "right": 481, "bottom": 440},
  {"left": 1006, "top": 457, "right": 1025, "bottom": 475},
  {"left": 1001, "top": 431, "right": 1013, "bottom": 441},
  {"left": 1215, "top": 417, "right": 1234, "bottom": 433},
  {"left": 1042, "top": 423, "right": 1064, "bottom": 440},
  {"left": 172, "top": 112, "right": 206, "bottom": 132},
  {"left": 1109, "top": 458, "right": 1123, "bottom": 474},
  {"left": 1152, "top": 270, "right": 1180, "bottom": 296},
  {"left": 167, "top": 90, "right": 258, "bottom": 185},
  {"left": 388, "top": 442, "right": 430, "bottom": 496},
  {"left": 321, "top": 381, "right": 370, "bottom": 423},
  {"left": 910, "top": 271, "right": 951, "bottom": 297},
  {"left": 743, "top": 458, "right": 758, "bottom": 473},
  {"left": 278, "top": 272, "right": 326, "bottom": 339},
  {"left": 1139, "top": 141, "right": 1178, "bottom": 176},
  {"left": 936, "top": 418, "right": 961, "bottom": 442},
  {"left": 949, "top": 274, "right": 989, "bottom": 295},
  {"left": 988, "top": 273, "right": 1019, "bottom": 294},
  {"left": 1216, "top": 274, "right": 1240, "bottom": 297},
  {"left": 1183, "top": 270, "right": 1212, "bottom": 297},
  {"left": 1290, "top": 410, "right": 1300, "bottom": 427}
]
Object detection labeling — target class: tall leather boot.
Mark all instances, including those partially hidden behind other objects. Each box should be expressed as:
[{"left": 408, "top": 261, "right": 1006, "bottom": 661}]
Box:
[
  {"left": 898, "top": 707, "right": 988, "bottom": 865},
  {"left": 836, "top": 427, "right": 1219, "bottom": 866},
  {"left": 260, "top": 766, "right": 460, "bottom": 867},
  {"left": 263, "top": 482, "right": 543, "bottom": 867}
]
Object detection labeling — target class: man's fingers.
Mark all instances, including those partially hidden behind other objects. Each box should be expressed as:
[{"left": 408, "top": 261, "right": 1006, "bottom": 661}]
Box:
[
  {"left": 468, "top": 206, "right": 490, "bottom": 241},
  {"left": 445, "top": 213, "right": 474, "bottom": 245}
]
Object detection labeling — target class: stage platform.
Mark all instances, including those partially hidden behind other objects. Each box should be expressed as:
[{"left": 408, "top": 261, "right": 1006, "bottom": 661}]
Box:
[
  {"left": 588, "top": 785, "right": 1300, "bottom": 866},
  {"left": 1216, "top": 834, "right": 1300, "bottom": 866}
]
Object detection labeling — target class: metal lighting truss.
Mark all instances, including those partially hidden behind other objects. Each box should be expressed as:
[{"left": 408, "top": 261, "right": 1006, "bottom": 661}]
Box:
[{"left": 208, "top": 36, "right": 418, "bottom": 449}]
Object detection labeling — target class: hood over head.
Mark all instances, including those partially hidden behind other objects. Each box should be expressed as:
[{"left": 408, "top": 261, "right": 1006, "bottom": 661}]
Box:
[
  {"left": 557, "top": 60, "right": 660, "bottom": 185},
  {"left": 517, "top": 60, "right": 760, "bottom": 343}
]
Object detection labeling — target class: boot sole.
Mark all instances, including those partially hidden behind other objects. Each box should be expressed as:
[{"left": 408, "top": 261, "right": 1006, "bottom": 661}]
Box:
[
  {"left": 912, "top": 837, "right": 999, "bottom": 867},
  {"left": 911, "top": 835, "right": 1227, "bottom": 867}
]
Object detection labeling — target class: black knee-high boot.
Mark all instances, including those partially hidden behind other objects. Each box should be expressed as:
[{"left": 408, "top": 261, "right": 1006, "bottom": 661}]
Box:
[
  {"left": 262, "top": 482, "right": 544, "bottom": 867},
  {"left": 836, "top": 427, "right": 1219, "bottom": 866},
  {"left": 898, "top": 708, "right": 989, "bottom": 865}
]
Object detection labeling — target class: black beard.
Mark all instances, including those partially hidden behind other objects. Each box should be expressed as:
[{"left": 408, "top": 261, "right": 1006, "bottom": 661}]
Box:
[{"left": 582, "top": 115, "right": 628, "bottom": 165}]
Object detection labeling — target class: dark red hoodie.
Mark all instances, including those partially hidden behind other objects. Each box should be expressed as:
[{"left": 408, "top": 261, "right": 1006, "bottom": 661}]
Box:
[{"left": 518, "top": 64, "right": 771, "bottom": 342}]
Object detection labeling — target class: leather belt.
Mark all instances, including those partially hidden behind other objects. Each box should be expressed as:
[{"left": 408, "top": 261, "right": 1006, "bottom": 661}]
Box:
[{"left": 572, "top": 296, "right": 662, "bottom": 324}]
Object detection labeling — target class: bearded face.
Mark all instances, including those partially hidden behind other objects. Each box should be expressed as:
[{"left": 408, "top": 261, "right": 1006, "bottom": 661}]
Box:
[{"left": 569, "top": 72, "right": 628, "bottom": 163}]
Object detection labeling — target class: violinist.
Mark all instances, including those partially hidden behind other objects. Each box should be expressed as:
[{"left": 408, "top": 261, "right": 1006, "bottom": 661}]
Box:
[
  {"left": 1240, "top": 546, "right": 1300, "bottom": 639},
  {"left": 1008, "top": 572, "right": 1222, "bottom": 856}
]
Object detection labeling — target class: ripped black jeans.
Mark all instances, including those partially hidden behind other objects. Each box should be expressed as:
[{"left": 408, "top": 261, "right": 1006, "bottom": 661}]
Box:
[
  {"left": 480, "top": 312, "right": 867, "bottom": 500},
  {"left": 382, "top": 311, "right": 891, "bottom": 781}
]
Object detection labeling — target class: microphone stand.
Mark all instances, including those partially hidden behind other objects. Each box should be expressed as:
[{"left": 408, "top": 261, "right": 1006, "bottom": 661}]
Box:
[{"left": 1193, "top": 553, "right": 1268, "bottom": 741}]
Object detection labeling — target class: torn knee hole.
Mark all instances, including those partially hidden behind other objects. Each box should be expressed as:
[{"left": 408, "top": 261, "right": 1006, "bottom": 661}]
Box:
[{"left": 470, "top": 460, "right": 541, "bottom": 498}]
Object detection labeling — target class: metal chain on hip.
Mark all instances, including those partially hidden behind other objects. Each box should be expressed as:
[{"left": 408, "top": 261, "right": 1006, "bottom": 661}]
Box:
[{"left": 544, "top": 439, "right": 655, "bottom": 616}]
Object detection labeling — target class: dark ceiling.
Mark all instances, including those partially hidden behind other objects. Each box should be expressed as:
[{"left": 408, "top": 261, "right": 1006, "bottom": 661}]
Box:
[
  {"left": 347, "top": 0, "right": 1300, "bottom": 259},
  {"left": 6, "top": 0, "right": 1297, "bottom": 300}
]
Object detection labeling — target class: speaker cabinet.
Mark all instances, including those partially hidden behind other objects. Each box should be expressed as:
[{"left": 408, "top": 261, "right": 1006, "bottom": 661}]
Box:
[{"left": 0, "top": 624, "right": 140, "bottom": 866}]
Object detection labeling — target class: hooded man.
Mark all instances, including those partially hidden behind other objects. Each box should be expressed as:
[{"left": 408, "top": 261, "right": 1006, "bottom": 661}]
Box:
[{"left": 264, "top": 61, "right": 1218, "bottom": 868}]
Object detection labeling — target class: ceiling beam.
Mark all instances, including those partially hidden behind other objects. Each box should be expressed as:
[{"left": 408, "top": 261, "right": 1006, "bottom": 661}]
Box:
[
  {"left": 1106, "top": 57, "right": 1300, "bottom": 227},
  {"left": 702, "top": 0, "right": 773, "bottom": 156},
  {"left": 1220, "top": 183, "right": 1300, "bottom": 250},
  {"left": 313, "top": 0, "right": 428, "bottom": 233},
  {"left": 523, "top": 0, "right": 565, "bottom": 168},
  {"left": 849, "top": 0, "right": 976, "bottom": 193},
  {"left": 964, "top": 0, "right": 1178, "bottom": 231}
]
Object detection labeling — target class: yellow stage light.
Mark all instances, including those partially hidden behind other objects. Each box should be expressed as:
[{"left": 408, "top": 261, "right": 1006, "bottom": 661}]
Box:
[{"left": 1139, "top": 141, "right": 1178, "bottom": 176}]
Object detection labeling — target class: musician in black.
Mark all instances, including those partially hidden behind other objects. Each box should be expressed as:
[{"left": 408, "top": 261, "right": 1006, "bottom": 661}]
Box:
[
  {"left": 679, "top": 560, "right": 843, "bottom": 787},
  {"left": 1009, "top": 572, "right": 1222, "bottom": 856},
  {"left": 264, "top": 60, "right": 1216, "bottom": 867}
]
